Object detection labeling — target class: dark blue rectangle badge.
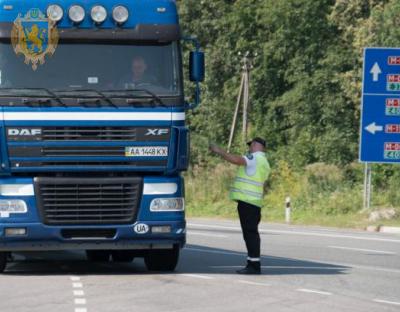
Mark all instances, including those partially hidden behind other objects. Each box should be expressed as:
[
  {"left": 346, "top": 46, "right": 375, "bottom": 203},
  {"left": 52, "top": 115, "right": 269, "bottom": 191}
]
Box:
[{"left": 360, "top": 48, "right": 400, "bottom": 163}]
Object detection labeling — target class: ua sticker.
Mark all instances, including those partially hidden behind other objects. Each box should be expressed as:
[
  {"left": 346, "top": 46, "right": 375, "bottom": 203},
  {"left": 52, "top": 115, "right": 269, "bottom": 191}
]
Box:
[
  {"left": 134, "top": 223, "right": 149, "bottom": 234},
  {"left": 11, "top": 8, "right": 59, "bottom": 71}
]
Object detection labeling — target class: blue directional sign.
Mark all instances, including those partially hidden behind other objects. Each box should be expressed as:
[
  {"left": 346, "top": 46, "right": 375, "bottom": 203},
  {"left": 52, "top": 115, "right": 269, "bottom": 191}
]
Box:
[{"left": 360, "top": 48, "right": 400, "bottom": 163}]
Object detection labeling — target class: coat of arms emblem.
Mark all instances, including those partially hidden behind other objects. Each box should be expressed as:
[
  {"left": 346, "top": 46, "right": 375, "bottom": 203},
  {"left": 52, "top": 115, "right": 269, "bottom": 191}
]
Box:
[{"left": 11, "top": 8, "right": 59, "bottom": 71}]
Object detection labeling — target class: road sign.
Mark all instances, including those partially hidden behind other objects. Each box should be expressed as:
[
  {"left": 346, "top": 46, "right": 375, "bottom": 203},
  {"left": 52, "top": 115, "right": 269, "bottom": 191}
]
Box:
[{"left": 360, "top": 48, "right": 400, "bottom": 163}]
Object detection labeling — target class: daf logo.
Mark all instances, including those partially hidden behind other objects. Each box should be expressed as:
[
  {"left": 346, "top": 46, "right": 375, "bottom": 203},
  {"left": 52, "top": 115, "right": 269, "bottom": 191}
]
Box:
[
  {"left": 8, "top": 128, "right": 42, "bottom": 136},
  {"left": 145, "top": 129, "right": 169, "bottom": 136}
]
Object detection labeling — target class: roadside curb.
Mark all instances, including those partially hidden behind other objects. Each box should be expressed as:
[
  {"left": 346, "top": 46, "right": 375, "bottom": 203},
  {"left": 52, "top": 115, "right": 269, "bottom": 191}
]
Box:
[
  {"left": 365, "top": 225, "right": 380, "bottom": 232},
  {"left": 379, "top": 226, "right": 400, "bottom": 234},
  {"left": 365, "top": 225, "right": 400, "bottom": 234}
]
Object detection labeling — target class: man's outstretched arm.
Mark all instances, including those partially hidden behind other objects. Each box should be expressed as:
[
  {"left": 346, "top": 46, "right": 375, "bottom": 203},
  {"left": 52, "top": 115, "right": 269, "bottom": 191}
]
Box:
[{"left": 209, "top": 144, "right": 247, "bottom": 166}]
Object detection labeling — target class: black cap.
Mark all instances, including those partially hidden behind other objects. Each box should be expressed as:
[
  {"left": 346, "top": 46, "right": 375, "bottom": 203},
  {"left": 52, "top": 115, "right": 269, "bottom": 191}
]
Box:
[{"left": 247, "top": 137, "right": 266, "bottom": 148}]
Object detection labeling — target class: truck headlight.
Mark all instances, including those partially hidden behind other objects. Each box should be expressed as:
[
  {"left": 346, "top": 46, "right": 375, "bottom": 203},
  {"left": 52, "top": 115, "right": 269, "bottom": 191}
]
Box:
[
  {"left": 0, "top": 200, "right": 27, "bottom": 213},
  {"left": 69, "top": 5, "right": 85, "bottom": 23},
  {"left": 150, "top": 198, "right": 184, "bottom": 212},
  {"left": 91, "top": 5, "right": 107, "bottom": 24},
  {"left": 112, "top": 6, "right": 129, "bottom": 24},
  {"left": 47, "top": 5, "right": 64, "bottom": 22},
  {"left": 0, "top": 184, "right": 34, "bottom": 196}
]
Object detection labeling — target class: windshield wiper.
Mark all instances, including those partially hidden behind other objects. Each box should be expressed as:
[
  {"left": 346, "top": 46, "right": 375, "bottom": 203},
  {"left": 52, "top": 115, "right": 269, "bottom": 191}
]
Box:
[
  {"left": 22, "top": 98, "right": 52, "bottom": 107},
  {"left": 106, "top": 89, "right": 167, "bottom": 107},
  {"left": 0, "top": 88, "right": 66, "bottom": 107},
  {"left": 55, "top": 89, "right": 117, "bottom": 108}
]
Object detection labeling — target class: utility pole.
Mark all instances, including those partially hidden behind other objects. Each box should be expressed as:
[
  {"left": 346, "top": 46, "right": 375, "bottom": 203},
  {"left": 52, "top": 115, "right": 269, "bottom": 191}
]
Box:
[{"left": 228, "top": 51, "right": 255, "bottom": 152}]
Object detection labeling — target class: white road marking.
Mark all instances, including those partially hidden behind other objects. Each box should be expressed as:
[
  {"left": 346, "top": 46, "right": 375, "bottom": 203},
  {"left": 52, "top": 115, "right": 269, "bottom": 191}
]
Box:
[
  {"left": 210, "top": 265, "right": 342, "bottom": 270},
  {"left": 188, "top": 223, "right": 400, "bottom": 243},
  {"left": 72, "top": 283, "right": 83, "bottom": 288},
  {"left": 73, "top": 290, "right": 85, "bottom": 296},
  {"left": 71, "top": 276, "right": 88, "bottom": 312},
  {"left": 373, "top": 299, "right": 400, "bottom": 306},
  {"left": 329, "top": 245, "right": 397, "bottom": 255},
  {"left": 297, "top": 288, "right": 332, "bottom": 296},
  {"left": 181, "top": 274, "right": 215, "bottom": 280},
  {"left": 186, "top": 247, "right": 400, "bottom": 274},
  {"left": 237, "top": 280, "right": 271, "bottom": 287},
  {"left": 186, "top": 247, "right": 244, "bottom": 257},
  {"left": 188, "top": 231, "right": 228, "bottom": 238},
  {"left": 74, "top": 298, "right": 87, "bottom": 305},
  {"left": 70, "top": 276, "right": 81, "bottom": 281}
]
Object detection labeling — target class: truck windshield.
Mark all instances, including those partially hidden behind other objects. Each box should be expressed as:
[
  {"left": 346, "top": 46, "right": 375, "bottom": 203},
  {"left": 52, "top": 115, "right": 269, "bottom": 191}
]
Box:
[{"left": 0, "top": 41, "right": 182, "bottom": 96}]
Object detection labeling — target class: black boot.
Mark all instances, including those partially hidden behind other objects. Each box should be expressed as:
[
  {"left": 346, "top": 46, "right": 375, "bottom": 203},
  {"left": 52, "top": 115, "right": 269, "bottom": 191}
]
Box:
[{"left": 236, "top": 260, "right": 261, "bottom": 275}]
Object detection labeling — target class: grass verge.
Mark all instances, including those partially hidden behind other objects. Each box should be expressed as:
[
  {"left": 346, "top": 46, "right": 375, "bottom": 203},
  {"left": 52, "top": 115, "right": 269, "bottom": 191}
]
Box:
[{"left": 184, "top": 161, "right": 400, "bottom": 229}]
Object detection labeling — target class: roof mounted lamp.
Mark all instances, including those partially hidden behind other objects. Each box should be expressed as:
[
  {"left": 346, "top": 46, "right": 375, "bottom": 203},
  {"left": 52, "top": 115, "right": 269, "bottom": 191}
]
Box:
[
  {"left": 47, "top": 4, "right": 64, "bottom": 22},
  {"left": 91, "top": 5, "right": 107, "bottom": 24},
  {"left": 68, "top": 5, "right": 85, "bottom": 24},
  {"left": 112, "top": 6, "right": 129, "bottom": 24}
]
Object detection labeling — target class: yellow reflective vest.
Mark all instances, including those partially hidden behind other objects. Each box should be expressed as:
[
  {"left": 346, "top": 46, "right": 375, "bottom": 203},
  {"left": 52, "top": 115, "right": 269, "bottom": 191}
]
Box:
[{"left": 229, "top": 152, "right": 270, "bottom": 207}]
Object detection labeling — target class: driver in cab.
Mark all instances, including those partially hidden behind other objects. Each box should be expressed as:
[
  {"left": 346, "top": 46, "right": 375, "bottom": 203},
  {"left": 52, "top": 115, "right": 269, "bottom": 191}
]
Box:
[{"left": 121, "top": 55, "right": 157, "bottom": 89}]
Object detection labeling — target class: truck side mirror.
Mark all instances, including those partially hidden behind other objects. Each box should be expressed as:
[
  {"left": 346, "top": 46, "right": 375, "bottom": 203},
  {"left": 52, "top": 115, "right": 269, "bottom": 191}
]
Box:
[{"left": 189, "top": 51, "right": 205, "bottom": 82}]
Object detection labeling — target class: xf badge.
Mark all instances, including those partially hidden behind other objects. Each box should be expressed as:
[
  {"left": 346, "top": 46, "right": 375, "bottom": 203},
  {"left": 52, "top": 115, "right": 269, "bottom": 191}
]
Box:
[{"left": 145, "top": 129, "right": 169, "bottom": 136}]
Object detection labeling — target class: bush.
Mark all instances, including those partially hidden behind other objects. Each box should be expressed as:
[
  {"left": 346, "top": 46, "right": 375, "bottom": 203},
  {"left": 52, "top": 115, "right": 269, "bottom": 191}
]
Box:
[
  {"left": 185, "top": 163, "right": 237, "bottom": 217},
  {"left": 184, "top": 160, "right": 399, "bottom": 227},
  {"left": 343, "top": 162, "right": 364, "bottom": 186},
  {"left": 305, "top": 162, "right": 344, "bottom": 192}
]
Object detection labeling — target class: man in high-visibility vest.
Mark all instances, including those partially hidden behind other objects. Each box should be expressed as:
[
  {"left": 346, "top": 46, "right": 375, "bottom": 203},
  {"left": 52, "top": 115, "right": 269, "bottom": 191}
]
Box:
[{"left": 209, "top": 137, "right": 270, "bottom": 274}]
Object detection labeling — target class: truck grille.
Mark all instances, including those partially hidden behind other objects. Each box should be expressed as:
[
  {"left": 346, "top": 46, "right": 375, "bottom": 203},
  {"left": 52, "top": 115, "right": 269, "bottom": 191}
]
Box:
[
  {"left": 35, "top": 177, "right": 142, "bottom": 225},
  {"left": 11, "top": 160, "right": 167, "bottom": 168},
  {"left": 6, "top": 126, "right": 170, "bottom": 142},
  {"left": 42, "top": 146, "right": 123, "bottom": 157},
  {"left": 42, "top": 127, "right": 137, "bottom": 141}
]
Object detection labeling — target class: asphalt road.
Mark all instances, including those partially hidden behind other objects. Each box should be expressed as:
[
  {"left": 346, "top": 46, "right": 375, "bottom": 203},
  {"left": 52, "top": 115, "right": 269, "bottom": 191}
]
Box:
[{"left": 1, "top": 218, "right": 400, "bottom": 312}]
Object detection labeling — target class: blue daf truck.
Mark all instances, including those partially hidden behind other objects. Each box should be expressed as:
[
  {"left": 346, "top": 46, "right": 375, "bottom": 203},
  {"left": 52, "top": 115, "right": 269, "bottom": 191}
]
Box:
[{"left": 0, "top": 0, "right": 204, "bottom": 272}]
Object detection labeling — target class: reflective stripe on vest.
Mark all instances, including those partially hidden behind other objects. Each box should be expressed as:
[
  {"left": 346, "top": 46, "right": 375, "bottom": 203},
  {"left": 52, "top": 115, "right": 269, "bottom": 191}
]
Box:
[
  {"left": 234, "top": 177, "right": 264, "bottom": 187},
  {"left": 230, "top": 188, "right": 263, "bottom": 199}
]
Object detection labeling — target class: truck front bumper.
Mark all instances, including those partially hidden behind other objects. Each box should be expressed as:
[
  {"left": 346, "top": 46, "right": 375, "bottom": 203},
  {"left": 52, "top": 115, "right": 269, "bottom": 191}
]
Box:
[{"left": 0, "top": 221, "right": 186, "bottom": 251}]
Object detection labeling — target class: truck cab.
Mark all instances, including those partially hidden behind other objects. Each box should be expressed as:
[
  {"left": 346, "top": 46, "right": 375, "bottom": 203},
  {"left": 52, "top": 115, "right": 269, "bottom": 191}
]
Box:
[{"left": 0, "top": 0, "right": 204, "bottom": 272}]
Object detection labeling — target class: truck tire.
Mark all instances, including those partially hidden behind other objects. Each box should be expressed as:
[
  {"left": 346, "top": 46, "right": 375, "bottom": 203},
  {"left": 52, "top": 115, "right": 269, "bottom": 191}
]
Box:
[
  {"left": 86, "top": 250, "right": 111, "bottom": 262},
  {"left": 111, "top": 250, "right": 135, "bottom": 262},
  {"left": 144, "top": 245, "right": 179, "bottom": 272},
  {"left": 0, "top": 252, "right": 7, "bottom": 273}
]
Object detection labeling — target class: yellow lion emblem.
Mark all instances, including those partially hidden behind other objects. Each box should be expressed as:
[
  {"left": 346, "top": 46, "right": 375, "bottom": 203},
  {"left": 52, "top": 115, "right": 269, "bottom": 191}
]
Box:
[
  {"left": 21, "top": 24, "right": 47, "bottom": 54},
  {"left": 11, "top": 9, "right": 59, "bottom": 70}
]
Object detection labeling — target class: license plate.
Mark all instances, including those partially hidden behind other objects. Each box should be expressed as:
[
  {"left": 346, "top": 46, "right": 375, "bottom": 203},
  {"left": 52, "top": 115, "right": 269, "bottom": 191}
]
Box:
[{"left": 125, "top": 146, "right": 168, "bottom": 157}]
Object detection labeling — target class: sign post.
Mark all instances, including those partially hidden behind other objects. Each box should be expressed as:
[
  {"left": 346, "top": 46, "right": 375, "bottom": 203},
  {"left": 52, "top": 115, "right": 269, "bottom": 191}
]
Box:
[
  {"left": 360, "top": 48, "right": 400, "bottom": 209},
  {"left": 363, "top": 163, "right": 372, "bottom": 210}
]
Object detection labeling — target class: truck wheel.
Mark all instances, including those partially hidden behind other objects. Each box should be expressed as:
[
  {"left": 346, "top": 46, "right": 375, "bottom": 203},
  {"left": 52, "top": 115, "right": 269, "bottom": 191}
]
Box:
[
  {"left": 144, "top": 245, "right": 179, "bottom": 272},
  {"left": 111, "top": 250, "right": 135, "bottom": 262},
  {"left": 86, "top": 250, "right": 111, "bottom": 262},
  {"left": 0, "top": 252, "right": 7, "bottom": 273}
]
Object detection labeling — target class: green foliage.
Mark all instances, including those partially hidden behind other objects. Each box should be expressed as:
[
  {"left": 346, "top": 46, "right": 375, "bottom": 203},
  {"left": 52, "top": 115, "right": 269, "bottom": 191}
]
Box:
[
  {"left": 178, "top": 0, "right": 400, "bottom": 167},
  {"left": 185, "top": 162, "right": 400, "bottom": 227},
  {"left": 305, "top": 163, "right": 344, "bottom": 192},
  {"left": 184, "top": 164, "right": 237, "bottom": 218},
  {"left": 178, "top": 0, "right": 400, "bottom": 224}
]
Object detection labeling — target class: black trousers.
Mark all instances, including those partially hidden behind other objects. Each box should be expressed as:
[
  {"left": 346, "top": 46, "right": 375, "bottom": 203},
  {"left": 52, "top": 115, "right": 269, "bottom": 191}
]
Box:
[{"left": 237, "top": 200, "right": 261, "bottom": 261}]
